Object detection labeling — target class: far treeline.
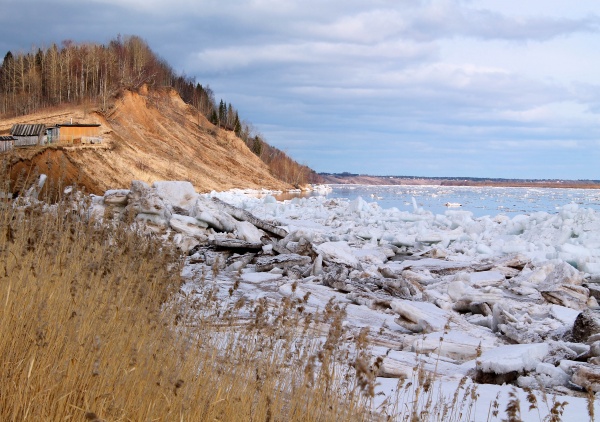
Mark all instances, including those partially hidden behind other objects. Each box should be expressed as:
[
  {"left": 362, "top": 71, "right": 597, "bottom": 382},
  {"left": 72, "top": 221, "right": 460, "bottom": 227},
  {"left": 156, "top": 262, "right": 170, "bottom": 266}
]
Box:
[{"left": 0, "top": 35, "right": 319, "bottom": 186}]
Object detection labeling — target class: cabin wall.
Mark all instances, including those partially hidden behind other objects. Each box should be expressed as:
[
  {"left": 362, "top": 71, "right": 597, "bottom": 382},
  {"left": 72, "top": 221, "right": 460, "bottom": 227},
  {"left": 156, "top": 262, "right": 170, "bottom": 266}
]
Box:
[
  {"left": 0, "top": 141, "right": 14, "bottom": 152},
  {"left": 14, "top": 136, "right": 41, "bottom": 147},
  {"left": 58, "top": 126, "right": 100, "bottom": 142}
]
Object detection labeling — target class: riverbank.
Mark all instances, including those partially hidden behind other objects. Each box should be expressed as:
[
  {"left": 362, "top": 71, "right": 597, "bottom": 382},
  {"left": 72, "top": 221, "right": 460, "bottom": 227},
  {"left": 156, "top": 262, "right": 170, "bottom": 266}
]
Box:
[{"left": 319, "top": 174, "right": 600, "bottom": 189}]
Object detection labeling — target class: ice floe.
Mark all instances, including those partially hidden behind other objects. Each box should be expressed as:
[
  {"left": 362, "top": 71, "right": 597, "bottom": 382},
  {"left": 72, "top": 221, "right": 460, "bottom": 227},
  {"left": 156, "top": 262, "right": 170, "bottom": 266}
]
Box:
[{"left": 78, "top": 181, "right": 600, "bottom": 419}]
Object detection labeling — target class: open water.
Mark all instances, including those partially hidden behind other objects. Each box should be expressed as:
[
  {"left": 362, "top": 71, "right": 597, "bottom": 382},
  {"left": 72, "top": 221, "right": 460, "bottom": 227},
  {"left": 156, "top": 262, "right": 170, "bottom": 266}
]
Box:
[{"left": 276, "top": 184, "right": 600, "bottom": 218}]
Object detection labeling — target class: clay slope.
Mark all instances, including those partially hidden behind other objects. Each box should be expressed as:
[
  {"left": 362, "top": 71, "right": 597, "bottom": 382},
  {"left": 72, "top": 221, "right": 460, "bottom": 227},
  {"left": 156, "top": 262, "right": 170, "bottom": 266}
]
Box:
[{"left": 0, "top": 87, "right": 290, "bottom": 195}]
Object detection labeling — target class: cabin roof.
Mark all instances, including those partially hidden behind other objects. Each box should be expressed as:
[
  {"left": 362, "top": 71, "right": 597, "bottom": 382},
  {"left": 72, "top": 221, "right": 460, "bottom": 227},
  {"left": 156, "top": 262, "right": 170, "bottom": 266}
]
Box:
[
  {"left": 0, "top": 136, "right": 15, "bottom": 141},
  {"left": 10, "top": 124, "right": 46, "bottom": 136},
  {"left": 57, "top": 123, "right": 101, "bottom": 127}
]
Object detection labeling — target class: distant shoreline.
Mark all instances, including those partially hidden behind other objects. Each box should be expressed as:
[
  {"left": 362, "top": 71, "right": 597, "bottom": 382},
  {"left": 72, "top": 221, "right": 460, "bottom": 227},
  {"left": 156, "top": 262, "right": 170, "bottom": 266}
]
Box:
[{"left": 318, "top": 174, "right": 600, "bottom": 189}]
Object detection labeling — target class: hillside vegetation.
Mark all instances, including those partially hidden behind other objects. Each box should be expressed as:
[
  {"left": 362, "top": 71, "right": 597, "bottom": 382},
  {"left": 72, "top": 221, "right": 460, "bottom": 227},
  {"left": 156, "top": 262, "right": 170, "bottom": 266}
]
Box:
[{"left": 0, "top": 35, "right": 318, "bottom": 191}]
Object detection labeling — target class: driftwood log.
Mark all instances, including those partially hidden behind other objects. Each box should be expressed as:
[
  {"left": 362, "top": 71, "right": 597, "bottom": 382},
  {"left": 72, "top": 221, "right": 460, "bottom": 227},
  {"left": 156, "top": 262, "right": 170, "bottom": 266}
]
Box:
[
  {"left": 211, "top": 197, "right": 288, "bottom": 238},
  {"left": 209, "top": 238, "right": 263, "bottom": 250},
  {"left": 255, "top": 254, "right": 311, "bottom": 272}
]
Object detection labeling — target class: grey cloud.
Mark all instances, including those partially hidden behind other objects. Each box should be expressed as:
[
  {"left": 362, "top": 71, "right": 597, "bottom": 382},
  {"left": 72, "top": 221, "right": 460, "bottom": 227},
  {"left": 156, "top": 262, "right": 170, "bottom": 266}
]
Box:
[
  {"left": 404, "top": 3, "right": 600, "bottom": 41},
  {"left": 190, "top": 39, "right": 436, "bottom": 74},
  {"left": 1, "top": 0, "right": 599, "bottom": 179},
  {"left": 303, "top": 3, "right": 600, "bottom": 44}
]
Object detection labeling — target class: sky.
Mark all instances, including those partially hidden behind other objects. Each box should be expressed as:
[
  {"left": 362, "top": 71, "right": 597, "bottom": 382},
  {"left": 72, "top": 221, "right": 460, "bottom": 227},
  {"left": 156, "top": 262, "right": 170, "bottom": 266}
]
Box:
[{"left": 1, "top": 0, "right": 600, "bottom": 180}]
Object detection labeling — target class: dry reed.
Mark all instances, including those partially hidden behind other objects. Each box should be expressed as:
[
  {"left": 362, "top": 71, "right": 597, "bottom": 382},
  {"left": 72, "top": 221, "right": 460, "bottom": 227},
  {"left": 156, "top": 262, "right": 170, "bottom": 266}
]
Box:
[{"left": 0, "top": 168, "right": 372, "bottom": 421}]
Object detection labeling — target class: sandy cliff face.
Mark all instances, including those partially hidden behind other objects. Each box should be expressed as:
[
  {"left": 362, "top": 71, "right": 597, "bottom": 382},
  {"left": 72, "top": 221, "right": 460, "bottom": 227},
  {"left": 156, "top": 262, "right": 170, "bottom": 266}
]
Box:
[{"left": 0, "top": 87, "right": 289, "bottom": 195}]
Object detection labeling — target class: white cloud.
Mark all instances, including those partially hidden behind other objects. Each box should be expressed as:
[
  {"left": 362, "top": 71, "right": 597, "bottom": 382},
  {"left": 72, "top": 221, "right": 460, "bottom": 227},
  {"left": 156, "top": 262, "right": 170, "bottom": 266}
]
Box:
[
  {"left": 485, "top": 139, "right": 581, "bottom": 150},
  {"left": 498, "top": 102, "right": 597, "bottom": 124},
  {"left": 191, "top": 39, "right": 435, "bottom": 72},
  {"left": 304, "top": 2, "right": 600, "bottom": 44}
]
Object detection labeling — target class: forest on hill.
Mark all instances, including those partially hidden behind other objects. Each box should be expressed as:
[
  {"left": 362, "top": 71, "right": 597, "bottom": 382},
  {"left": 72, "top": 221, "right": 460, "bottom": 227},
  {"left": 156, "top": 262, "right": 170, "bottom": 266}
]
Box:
[{"left": 0, "top": 35, "right": 318, "bottom": 186}]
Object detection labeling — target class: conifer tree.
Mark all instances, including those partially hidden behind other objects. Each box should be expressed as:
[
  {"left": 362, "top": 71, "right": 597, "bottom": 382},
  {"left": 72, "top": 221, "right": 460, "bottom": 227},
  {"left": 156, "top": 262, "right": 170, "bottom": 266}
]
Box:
[
  {"left": 252, "top": 135, "right": 263, "bottom": 157},
  {"left": 218, "top": 99, "right": 226, "bottom": 127},
  {"left": 234, "top": 112, "right": 242, "bottom": 137},
  {"left": 210, "top": 109, "right": 219, "bottom": 126},
  {"left": 226, "top": 103, "right": 234, "bottom": 129}
]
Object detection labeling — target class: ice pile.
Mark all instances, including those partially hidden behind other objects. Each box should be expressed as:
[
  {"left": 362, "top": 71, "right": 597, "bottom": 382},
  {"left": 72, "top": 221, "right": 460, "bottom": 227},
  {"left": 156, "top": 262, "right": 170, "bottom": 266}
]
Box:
[{"left": 89, "top": 181, "right": 600, "bottom": 408}]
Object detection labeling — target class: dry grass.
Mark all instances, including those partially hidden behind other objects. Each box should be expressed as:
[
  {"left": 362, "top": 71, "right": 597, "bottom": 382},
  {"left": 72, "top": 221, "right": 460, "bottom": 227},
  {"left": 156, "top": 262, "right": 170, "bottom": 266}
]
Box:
[
  {"left": 0, "top": 174, "right": 375, "bottom": 421},
  {"left": 3, "top": 89, "right": 292, "bottom": 196}
]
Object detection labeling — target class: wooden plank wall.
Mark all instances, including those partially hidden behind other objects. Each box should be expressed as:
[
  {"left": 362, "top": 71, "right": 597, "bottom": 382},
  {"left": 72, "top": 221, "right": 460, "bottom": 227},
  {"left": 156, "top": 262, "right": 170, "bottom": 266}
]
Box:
[
  {"left": 0, "top": 141, "right": 14, "bottom": 152},
  {"left": 14, "top": 136, "right": 40, "bottom": 147}
]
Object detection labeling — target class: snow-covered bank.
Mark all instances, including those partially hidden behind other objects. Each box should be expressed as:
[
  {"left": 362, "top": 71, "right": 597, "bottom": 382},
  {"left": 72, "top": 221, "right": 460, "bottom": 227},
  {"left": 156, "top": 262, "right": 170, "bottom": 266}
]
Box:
[
  {"left": 202, "top": 183, "right": 332, "bottom": 198},
  {"left": 89, "top": 181, "right": 600, "bottom": 420}
]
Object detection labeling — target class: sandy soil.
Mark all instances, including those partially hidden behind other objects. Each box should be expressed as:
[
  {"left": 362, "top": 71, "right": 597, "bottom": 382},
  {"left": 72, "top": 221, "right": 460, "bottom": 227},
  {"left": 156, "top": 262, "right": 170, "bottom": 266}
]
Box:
[{"left": 0, "top": 86, "right": 290, "bottom": 195}]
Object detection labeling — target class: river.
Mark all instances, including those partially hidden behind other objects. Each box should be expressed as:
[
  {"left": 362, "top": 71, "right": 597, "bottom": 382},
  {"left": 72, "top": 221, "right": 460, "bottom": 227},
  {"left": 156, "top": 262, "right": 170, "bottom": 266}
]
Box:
[{"left": 276, "top": 184, "right": 600, "bottom": 218}]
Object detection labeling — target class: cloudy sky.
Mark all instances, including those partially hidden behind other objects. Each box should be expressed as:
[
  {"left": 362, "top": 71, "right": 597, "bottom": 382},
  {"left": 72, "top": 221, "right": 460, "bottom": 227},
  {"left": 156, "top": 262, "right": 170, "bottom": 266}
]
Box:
[{"left": 2, "top": 0, "right": 600, "bottom": 180}]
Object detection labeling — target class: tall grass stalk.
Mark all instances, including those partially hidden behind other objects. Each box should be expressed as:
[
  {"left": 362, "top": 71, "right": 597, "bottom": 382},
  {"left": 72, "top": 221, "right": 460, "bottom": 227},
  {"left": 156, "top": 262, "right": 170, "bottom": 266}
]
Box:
[{"left": 0, "top": 177, "right": 372, "bottom": 420}]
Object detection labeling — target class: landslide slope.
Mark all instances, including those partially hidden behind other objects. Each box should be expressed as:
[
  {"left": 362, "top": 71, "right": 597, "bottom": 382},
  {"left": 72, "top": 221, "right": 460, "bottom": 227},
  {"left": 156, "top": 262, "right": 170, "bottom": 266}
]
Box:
[{"left": 0, "top": 86, "right": 290, "bottom": 195}]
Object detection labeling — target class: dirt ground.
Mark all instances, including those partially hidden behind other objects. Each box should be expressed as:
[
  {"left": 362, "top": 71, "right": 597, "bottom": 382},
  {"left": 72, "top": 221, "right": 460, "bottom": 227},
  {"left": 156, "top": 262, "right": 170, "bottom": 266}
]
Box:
[{"left": 0, "top": 86, "right": 291, "bottom": 195}]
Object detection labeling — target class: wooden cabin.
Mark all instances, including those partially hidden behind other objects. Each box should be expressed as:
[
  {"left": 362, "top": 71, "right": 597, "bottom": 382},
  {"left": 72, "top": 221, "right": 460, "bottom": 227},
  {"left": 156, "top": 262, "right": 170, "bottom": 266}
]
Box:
[
  {"left": 9, "top": 122, "right": 102, "bottom": 146},
  {"left": 0, "top": 136, "right": 15, "bottom": 152},
  {"left": 56, "top": 123, "right": 101, "bottom": 144},
  {"left": 10, "top": 124, "right": 46, "bottom": 146}
]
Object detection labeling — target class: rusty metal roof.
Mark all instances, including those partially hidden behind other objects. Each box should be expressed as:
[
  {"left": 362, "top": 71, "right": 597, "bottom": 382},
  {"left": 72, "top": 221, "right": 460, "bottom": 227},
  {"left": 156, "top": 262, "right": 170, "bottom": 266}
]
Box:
[
  {"left": 0, "top": 136, "right": 15, "bottom": 141},
  {"left": 10, "top": 124, "right": 46, "bottom": 136}
]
